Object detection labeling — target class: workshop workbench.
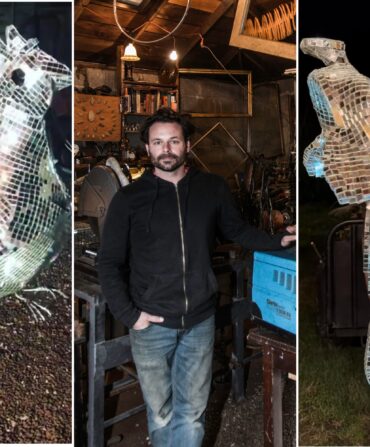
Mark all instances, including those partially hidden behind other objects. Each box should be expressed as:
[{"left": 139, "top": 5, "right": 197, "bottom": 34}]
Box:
[{"left": 247, "top": 326, "right": 296, "bottom": 447}]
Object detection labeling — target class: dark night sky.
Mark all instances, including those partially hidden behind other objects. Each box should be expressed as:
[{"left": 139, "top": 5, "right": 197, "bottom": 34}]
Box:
[
  {"left": 0, "top": 2, "right": 72, "bottom": 181},
  {"left": 299, "top": 1, "right": 370, "bottom": 203},
  {"left": 0, "top": 2, "right": 71, "bottom": 67}
]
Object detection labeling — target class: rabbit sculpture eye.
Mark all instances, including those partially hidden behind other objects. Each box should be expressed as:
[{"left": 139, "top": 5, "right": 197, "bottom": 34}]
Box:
[{"left": 0, "top": 25, "right": 71, "bottom": 299}]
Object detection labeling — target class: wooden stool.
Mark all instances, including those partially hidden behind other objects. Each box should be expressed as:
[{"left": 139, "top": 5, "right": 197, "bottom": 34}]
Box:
[{"left": 247, "top": 327, "right": 296, "bottom": 447}]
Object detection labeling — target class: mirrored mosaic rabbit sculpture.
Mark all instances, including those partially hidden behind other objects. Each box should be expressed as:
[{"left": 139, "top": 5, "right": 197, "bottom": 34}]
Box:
[{"left": 0, "top": 25, "right": 71, "bottom": 300}]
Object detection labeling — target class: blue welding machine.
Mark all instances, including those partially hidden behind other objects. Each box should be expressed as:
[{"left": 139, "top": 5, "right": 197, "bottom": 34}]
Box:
[{"left": 251, "top": 247, "right": 296, "bottom": 334}]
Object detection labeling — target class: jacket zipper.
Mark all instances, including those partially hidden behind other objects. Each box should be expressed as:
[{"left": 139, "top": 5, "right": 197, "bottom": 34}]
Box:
[{"left": 174, "top": 184, "right": 188, "bottom": 328}]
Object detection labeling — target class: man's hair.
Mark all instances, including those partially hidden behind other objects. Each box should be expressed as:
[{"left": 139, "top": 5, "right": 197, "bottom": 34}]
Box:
[{"left": 140, "top": 107, "right": 195, "bottom": 144}]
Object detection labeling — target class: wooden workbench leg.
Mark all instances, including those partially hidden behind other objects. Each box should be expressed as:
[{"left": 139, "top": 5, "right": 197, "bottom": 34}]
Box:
[{"left": 263, "top": 348, "right": 284, "bottom": 447}]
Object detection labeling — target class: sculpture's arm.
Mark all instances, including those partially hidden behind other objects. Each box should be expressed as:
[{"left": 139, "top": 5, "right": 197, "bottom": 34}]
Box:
[{"left": 303, "top": 134, "right": 326, "bottom": 178}]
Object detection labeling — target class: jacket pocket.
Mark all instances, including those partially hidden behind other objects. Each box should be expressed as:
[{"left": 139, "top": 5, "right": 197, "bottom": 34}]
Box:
[
  {"left": 186, "top": 268, "right": 218, "bottom": 313},
  {"left": 138, "top": 272, "right": 185, "bottom": 317},
  {"left": 141, "top": 276, "right": 159, "bottom": 301}
]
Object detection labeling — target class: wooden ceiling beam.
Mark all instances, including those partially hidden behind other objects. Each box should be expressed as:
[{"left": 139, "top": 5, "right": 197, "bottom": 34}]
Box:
[
  {"left": 75, "top": 20, "right": 122, "bottom": 42},
  {"left": 75, "top": 2, "right": 136, "bottom": 26},
  {"left": 75, "top": 35, "right": 114, "bottom": 52},
  {"left": 220, "top": 46, "right": 239, "bottom": 66},
  {"left": 123, "top": 0, "right": 167, "bottom": 39},
  {"left": 75, "top": 60, "right": 116, "bottom": 70},
  {"left": 178, "top": 0, "right": 235, "bottom": 61},
  {"left": 85, "top": 0, "right": 152, "bottom": 13},
  {"left": 158, "top": 4, "right": 206, "bottom": 24},
  {"left": 140, "top": 17, "right": 200, "bottom": 37},
  {"left": 241, "top": 51, "right": 267, "bottom": 74},
  {"left": 75, "top": 0, "right": 91, "bottom": 23},
  {"left": 168, "top": 0, "right": 221, "bottom": 13}
]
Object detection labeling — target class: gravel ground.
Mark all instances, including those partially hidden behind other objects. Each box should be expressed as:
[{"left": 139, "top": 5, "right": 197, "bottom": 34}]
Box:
[
  {"left": 0, "top": 247, "right": 72, "bottom": 443},
  {"left": 209, "top": 358, "right": 296, "bottom": 447}
]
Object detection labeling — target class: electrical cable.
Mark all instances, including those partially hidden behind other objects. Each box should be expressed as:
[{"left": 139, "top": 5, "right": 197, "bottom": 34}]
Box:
[{"left": 199, "top": 34, "right": 245, "bottom": 90}]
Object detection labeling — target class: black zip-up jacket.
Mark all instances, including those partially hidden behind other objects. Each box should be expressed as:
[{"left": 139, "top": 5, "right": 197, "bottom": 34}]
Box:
[{"left": 98, "top": 167, "right": 287, "bottom": 329}]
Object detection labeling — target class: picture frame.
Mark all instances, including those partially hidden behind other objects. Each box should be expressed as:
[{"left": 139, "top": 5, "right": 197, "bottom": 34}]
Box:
[{"left": 178, "top": 68, "right": 252, "bottom": 117}]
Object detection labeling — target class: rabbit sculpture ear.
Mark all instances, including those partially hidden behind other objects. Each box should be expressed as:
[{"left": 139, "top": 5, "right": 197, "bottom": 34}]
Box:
[
  {"left": 0, "top": 35, "right": 6, "bottom": 52},
  {"left": 0, "top": 27, "right": 19, "bottom": 74},
  {"left": 6, "top": 25, "right": 39, "bottom": 53},
  {"left": 0, "top": 39, "right": 7, "bottom": 72},
  {"left": 35, "top": 49, "right": 71, "bottom": 92},
  {"left": 5, "top": 25, "right": 28, "bottom": 51}
]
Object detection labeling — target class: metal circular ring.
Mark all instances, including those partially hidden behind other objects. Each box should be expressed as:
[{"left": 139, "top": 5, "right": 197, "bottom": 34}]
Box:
[{"left": 113, "top": 0, "right": 191, "bottom": 45}]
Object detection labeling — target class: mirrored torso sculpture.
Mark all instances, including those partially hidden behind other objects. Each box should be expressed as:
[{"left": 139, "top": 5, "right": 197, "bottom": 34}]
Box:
[{"left": 301, "top": 37, "right": 370, "bottom": 383}]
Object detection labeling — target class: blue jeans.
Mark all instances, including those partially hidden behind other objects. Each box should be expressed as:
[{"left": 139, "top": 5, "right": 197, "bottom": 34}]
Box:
[{"left": 129, "top": 315, "right": 215, "bottom": 447}]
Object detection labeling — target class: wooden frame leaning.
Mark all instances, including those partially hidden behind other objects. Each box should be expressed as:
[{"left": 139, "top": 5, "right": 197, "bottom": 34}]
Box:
[{"left": 229, "top": 0, "right": 296, "bottom": 60}]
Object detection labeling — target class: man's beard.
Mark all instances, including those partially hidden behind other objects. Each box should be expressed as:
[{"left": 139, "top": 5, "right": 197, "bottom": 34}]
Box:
[{"left": 150, "top": 151, "right": 187, "bottom": 172}]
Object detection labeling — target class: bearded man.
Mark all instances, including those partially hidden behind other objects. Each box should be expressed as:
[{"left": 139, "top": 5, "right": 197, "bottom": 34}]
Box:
[{"left": 98, "top": 107, "right": 295, "bottom": 447}]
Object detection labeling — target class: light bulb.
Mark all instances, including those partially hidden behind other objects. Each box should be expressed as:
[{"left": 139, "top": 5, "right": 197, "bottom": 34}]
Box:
[
  {"left": 121, "top": 43, "right": 140, "bottom": 62},
  {"left": 169, "top": 49, "right": 178, "bottom": 61}
]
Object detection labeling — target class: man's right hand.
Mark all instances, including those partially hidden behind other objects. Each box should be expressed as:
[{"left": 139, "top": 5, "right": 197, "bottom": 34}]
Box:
[
  {"left": 281, "top": 225, "right": 296, "bottom": 247},
  {"left": 133, "top": 311, "right": 164, "bottom": 330}
]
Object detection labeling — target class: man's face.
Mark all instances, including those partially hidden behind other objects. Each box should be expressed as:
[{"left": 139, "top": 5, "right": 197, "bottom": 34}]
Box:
[{"left": 146, "top": 122, "right": 189, "bottom": 172}]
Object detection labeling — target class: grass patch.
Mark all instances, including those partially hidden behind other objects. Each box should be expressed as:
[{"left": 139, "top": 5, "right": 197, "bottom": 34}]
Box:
[{"left": 299, "top": 203, "right": 370, "bottom": 446}]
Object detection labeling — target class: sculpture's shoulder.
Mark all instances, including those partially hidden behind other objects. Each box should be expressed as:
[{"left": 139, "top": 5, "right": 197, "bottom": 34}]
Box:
[{"left": 309, "top": 63, "right": 369, "bottom": 88}]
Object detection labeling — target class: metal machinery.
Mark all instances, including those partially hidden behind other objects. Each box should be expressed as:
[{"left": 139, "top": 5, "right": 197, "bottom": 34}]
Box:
[
  {"left": 77, "top": 157, "right": 130, "bottom": 238},
  {"left": 75, "top": 157, "right": 133, "bottom": 445},
  {"left": 316, "top": 220, "right": 370, "bottom": 339},
  {"left": 313, "top": 219, "right": 370, "bottom": 384},
  {"left": 251, "top": 247, "right": 296, "bottom": 335}
]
